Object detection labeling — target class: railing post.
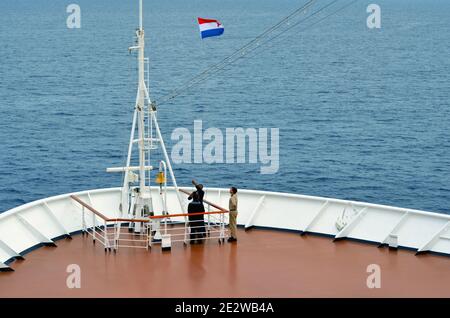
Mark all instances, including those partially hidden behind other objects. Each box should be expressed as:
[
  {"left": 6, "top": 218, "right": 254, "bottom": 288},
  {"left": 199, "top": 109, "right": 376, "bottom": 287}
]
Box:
[
  {"left": 82, "top": 206, "right": 86, "bottom": 234},
  {"left": 221, "top": 213, "right": 224, "bottom": 239},
  {"left": 104, "top": 220, "right": 109, "bottom": 250},
  {"left": 184, "top": 218, "right": 188, "bottom": 244},
  {"left": 92, "top": 211, "right": 96, "bottom": 243},
  {"left": 207, "top": 203, "right": 211, "bottom": 234},
  {"left": 146, "top": 222, "right": 150, "bottom": 250},
  {"left": 115, "top": 220, "right": 120, "bottom": 251},
  {"left": 222, "top": 212, "right": 226, "bottom": 240},
  {"left": 164, "top": 215, "right": 167, "bottom": 235}
]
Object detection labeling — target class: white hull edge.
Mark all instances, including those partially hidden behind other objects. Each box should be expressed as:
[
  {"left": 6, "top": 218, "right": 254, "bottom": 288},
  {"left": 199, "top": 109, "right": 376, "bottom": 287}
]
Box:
[{"left": 0, "top": 187, "right": 449, "bottom": 266}]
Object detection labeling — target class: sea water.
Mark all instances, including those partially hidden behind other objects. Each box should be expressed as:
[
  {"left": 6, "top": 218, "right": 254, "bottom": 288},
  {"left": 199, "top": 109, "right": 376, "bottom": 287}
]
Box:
[{"left": 0, "top": 0, "right": 449, "bottom": 214}]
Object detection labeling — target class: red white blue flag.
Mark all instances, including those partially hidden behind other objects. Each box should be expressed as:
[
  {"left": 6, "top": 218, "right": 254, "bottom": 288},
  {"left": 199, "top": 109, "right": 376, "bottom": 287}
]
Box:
[{"left": 197, "top": 17, "right": 224, "bottom": 39}]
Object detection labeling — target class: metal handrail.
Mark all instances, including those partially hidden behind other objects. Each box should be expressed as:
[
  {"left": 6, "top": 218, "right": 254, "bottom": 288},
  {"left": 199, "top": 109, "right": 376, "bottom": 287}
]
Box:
[
  {"left": 71, "top": 195, "right": 149, "bottom": 223},
  {"left": 150, "top": 210, "right": 227, "bottom": 219},
  {"left": 70, "top": 195, "right": 111, "bottom": 221},
  {"left": 70, "top": 191, "right": 230, "bottom": 251},
  {"left": 70, "top": 194, "right": 228, "bottom": 222},
  {"left": 179, "top": 188, "right": 229, "bottom": 212}
]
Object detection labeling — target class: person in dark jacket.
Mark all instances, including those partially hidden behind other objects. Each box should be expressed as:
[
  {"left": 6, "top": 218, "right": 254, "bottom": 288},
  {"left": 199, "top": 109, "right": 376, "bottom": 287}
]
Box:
[
  {"left": 188, "top": 179, "right": 205, "bottom": 204},
  {"left": 187, "top": 192, "right": 206, "bottom": 244}
]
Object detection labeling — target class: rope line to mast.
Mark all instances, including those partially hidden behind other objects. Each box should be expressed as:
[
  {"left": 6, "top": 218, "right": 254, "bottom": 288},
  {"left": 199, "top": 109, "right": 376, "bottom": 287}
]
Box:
[
  {"left": 156, "top": 0, "right": 318, "bottom": 105},
  {"left": 230, "top": 0, "right": 360, "bottom": 67},
  {"left": 156, "top": 0, "right": 360, "bottom": 106}
]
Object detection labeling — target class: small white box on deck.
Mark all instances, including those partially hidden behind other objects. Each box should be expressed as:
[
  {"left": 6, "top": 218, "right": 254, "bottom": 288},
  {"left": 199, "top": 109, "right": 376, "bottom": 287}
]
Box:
[{"left": 161, "top": 234, "right": 171, "bottom": 251}]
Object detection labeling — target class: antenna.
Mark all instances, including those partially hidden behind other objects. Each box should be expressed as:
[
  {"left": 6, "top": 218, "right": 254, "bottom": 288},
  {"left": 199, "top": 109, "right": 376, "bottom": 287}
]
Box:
[{"left": 139, "top": 0, "right": 143, "bottom": 30}]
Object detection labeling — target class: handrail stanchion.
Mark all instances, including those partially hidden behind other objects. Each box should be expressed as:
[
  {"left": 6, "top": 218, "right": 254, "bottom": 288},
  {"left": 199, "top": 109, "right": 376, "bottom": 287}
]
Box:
[
  {"left": 113, "top": 220, "right": 118, "bottom": 251},
  {"left": 164, "top": 218, "right": 167, "bottom": 235},
  {"left": 149, "top": 221, "right": 152, "bottom": 248},
  {"left": 207, "top": 203, "right": 210, "bottom": 236},
  {"left": 82, "top": 206, "right": 86, "bottom": 235},
  {"left": 92, "top": 210, "right": 96, "bottom": 243},
  {"left": 148, "top": 221, "right": 150, "bottom": 250},
  {"left": 222, "top": 212, "right": 225, "bottom": 241},
  {"left": 184, "top": 218, "right": 188, "bottom": 245},
  {"left": 104, "top": 220, "right": 109, "bottom": 250}
]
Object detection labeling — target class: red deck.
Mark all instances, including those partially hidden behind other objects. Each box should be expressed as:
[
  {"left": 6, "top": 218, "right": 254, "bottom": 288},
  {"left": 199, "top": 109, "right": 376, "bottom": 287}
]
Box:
[{"left": 1, "top": 228, "right": 449, "bottom": 297}]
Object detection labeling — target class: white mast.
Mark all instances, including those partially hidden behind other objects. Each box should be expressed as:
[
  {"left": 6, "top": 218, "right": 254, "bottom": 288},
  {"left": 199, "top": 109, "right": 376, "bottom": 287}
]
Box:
[
  {"left": 139, "top": 0, "right": 143, "bottom": 30},
  {"left": 137, "top": 0, "right": 146, "bottom": 199},
  {"left": 108, "top": 0, "right": 185, "bottom": 233}
]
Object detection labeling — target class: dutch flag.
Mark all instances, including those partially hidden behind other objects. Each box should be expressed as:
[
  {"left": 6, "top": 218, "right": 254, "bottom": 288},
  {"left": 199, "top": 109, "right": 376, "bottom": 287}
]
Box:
[{"left": 198, "top": 17, "right": 224, "bottom": 39}]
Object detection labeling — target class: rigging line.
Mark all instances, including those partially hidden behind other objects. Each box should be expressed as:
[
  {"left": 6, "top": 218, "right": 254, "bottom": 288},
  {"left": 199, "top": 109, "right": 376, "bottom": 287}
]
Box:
[
  {"left": 238, "top": 0, "right": 360, "bottom": 63},
  {"left": 156, "top": 0, "right": 318, "bottom": 105},
  {"left": 223, "top": 0, "right": 318, "bottom": 55},
  {"left": 188, "top": 0, "right": 342, "bottom": 83},
  {"left": 157, "top": 1, "right": 317, "bottom": 104},
  {"left": 160, "top": 0, "right": 359, "bottom": 103}
]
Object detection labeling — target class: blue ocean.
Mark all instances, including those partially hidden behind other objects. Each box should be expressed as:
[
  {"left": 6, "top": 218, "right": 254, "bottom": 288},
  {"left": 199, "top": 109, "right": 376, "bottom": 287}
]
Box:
[{"left": 0, "top": 0, "right": 449, "bottom": 214}]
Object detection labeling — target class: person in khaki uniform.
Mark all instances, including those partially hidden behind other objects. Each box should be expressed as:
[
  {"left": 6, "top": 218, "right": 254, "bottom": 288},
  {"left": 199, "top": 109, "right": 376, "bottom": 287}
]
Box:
[{"left": 228, "top": 187, "right": 238, "bottom": 242}]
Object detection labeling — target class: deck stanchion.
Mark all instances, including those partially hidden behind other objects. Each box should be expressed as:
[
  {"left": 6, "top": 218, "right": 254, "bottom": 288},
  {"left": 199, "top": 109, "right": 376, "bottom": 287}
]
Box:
[
  {"left": 207, "top": 203, "right": 211, "bottom": 235},
  {"left": 82, "top": 206, "right": 86, "bottom": 235},
  {"left": 104, "top": 220, "right": 108, "bottom": 251},
  {"left": 92, "top": 211, "right": 96, "bottom": 243},
  {"left": 148, "top": 223, "right": 152, "bottom": 249},
  {"left": 184, "top": 219, "right": 188, "bottom": 245}
]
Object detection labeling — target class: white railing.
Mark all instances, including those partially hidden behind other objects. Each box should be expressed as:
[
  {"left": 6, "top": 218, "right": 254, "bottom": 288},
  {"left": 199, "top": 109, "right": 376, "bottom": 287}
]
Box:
[
  {"left": 147, "top": 210, "right": 228, "bottom": 249},
  {"left": 72, "top": 195, "right": 150, "bottom": 252},
  {"left": 71, "top": 194, "right": 229, "bottom": 252}
]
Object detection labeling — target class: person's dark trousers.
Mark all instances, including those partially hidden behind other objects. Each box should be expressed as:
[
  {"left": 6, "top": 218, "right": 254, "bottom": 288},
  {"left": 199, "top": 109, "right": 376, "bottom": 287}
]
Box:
[
  {"left": 187, "top": 201, "right": 205, "bottom": 242},
  {"left": 190, "top": 220, "right": 205, "bottom": 241},
  {"left": 190, "top": 224, "right": 197, "bottom": 241},
  {"left": 196, "top": 220, "right": 205, "bottom": 239}
]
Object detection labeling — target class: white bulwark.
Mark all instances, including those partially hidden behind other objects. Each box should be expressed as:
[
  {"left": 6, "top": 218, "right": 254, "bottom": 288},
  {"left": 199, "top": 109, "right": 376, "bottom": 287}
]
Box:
[{"left": 1, "top": 187, "right": 449, "bottom": 270}]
